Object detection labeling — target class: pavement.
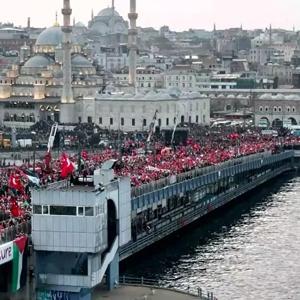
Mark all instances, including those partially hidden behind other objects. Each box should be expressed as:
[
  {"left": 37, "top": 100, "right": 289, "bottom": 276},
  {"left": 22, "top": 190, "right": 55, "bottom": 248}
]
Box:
[{"left": 93, "top": 285, "right": 201, "bottom": 300}]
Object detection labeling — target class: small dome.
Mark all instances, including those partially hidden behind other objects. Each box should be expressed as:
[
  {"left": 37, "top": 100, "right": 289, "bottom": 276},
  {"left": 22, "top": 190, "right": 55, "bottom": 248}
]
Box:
[
  {"left": 36, "top": 26, "right": 63, "bottom": 46},
  {"left": 75, "top": 22, "right": 86, "bottom": 28},
  {"left": 23, "top": 55, "right": 54, "bottom": 68},
  {"left": 71, "top": 55, "right": 92, "bottom": 67},
  {"left": 97, "top": 7, "right": 120, "bottom": 17}
]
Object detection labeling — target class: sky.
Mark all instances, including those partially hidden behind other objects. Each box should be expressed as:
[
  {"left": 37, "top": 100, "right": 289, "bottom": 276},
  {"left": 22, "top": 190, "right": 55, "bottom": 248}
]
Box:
[{"left": 0, "top": 0, "right": 300, "bottom": 31}]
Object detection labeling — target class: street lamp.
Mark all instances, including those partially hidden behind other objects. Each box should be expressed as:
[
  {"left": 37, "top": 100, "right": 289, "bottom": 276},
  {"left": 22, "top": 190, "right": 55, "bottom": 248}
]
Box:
[{"left": 31, "top": 131, "right": 37, "bottom": 172}]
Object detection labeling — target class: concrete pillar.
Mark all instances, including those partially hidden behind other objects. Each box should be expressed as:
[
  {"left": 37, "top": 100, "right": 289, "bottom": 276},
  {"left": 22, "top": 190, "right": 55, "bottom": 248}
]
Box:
[{"left": 106, "top": 251, "right": 119, "bottom": 291}]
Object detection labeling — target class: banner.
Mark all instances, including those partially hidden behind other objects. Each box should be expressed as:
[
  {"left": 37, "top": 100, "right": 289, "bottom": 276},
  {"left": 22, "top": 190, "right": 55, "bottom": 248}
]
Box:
[
  {"left": 0, "top": 242, "right": 13, "bottom": 266},
  {"left": 11, "top": 236, "right": 28, "bottom": 292}
]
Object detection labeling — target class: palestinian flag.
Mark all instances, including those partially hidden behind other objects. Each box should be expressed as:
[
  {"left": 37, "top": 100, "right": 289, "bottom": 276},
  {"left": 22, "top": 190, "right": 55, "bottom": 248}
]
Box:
[
  {"left": 11, "top": 236, "right": 28, "bottom": 293},
  {"left": 23, "top": 169, "right": 40, "bottom": 186}
]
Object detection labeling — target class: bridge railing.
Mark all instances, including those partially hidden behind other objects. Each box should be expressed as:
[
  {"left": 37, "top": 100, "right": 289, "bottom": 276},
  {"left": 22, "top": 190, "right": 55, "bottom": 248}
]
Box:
[
  {"left": 119, "top": 275, "right": 217, "bottom": 300},
  {"left": 0, "top": 221, "right": 31, "bottom": 245},
  {"left": 131, "top": 151, "right": 275, "bottom": 198}
]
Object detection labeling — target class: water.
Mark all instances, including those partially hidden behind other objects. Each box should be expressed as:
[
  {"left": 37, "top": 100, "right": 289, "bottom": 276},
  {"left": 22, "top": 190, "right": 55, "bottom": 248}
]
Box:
[{"left": 122, "top": 175, "right": 300, "bottom": 300}]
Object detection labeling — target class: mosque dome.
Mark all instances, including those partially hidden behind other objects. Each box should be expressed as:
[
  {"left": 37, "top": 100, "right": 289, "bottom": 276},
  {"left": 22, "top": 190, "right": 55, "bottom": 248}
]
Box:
[
  {"left": 97, "top": 7, "right": 120, "bottom": 17},
  {"left": 23, "top": 55, "right": 54, "bottom": 68},
  {"left": 75, "top": 22, "right": 86, "bottom": 28},
  {"left": 36, "top": 26, "right": 78, "bottom": 46},
  {"left": 71, "top": 55, "right": 93, "bottom": 67},
  {"left": 36, "top": 26, "right": 63, "bottom": 46}
]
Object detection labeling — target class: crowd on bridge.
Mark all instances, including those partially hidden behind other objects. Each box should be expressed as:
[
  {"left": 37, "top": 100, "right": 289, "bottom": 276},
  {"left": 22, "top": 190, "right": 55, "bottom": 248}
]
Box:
[{"left": 1, "top": 125, "right": 300, "bottom": 244}]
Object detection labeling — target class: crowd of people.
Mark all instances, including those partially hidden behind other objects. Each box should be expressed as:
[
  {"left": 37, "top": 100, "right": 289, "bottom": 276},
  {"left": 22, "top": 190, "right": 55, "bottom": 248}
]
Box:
[{"left": 1, "top": 124, "right": 300, "bottom": 244}]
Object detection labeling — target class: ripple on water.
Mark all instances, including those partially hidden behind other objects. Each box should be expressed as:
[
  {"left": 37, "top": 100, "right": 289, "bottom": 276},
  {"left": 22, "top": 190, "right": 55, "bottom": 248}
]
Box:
[{"left": 125, "top": 176, "right": 300, "bottom": 300}]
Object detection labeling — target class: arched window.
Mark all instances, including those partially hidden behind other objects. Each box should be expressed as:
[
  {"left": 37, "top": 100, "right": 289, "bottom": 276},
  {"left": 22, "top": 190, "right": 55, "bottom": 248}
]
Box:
[{"left": 259, "top": 106, "right": 263, "bottom": 112}]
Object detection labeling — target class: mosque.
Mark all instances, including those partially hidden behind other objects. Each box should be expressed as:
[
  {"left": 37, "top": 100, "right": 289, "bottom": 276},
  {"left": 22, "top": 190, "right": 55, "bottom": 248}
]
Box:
[{"left": 0, "top": 0, "right": 210, "bottom": 131}]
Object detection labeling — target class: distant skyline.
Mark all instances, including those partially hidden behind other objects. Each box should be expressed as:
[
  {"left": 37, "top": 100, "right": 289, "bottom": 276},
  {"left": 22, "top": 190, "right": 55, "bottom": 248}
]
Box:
[{"left": 0, "top": 0, "right": 299, "bottom": 31}]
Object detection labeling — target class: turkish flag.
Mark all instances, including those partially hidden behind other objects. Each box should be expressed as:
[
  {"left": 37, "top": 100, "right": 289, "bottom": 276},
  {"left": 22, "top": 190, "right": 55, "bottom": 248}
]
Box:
[
  {"left": 8, "top": 174, "right": 24, "bottom": 193},
  {"left": 11, "top": 201, "right": 21, "bottom": 217},
  {"left": 60, "top": 153, "right": 75, "bottom": 178}
]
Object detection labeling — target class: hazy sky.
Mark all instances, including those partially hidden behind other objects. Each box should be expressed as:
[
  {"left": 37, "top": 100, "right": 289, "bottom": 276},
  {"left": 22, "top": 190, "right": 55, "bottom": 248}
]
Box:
[{"left": 1, "top": 0, "right": 299, "bottom": 31}]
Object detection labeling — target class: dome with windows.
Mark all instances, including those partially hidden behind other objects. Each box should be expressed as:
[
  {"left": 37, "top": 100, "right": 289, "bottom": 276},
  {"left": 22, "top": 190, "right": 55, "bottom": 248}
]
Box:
[
  {"left": 97, "top": 7, "right": 120, "bottom": 17},
  {"left": 89, "top": 6, "right": 128, "bottom": 35},
  {"left": 71, "top": 55, "right": 92, "bottom": 67},
  {"left": 23, "top": 55, "right": 54, "bottom": 68},
  {"left": 36, "top": 26, "right": 64, "bottom": 46}
]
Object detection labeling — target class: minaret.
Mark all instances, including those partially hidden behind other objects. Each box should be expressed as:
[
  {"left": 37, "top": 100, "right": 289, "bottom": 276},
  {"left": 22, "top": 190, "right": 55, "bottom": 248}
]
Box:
[
  {"left": 61, "top": 0, "right": 74, "bottom": 103},
  {"left": 269, "top": 24, "right": 272, "bottom": 46},
  {"left": 27, "top": 17, "right": 31, "bottom": 29},
  {"left": 111, "top": 0, "right": 115, "bottom": 35},
  {"left": 128, "top": 0, "right": 138, "bottom": 88},
  {"left": 91, "top": 9, "right": 94, "bottom": 21}
]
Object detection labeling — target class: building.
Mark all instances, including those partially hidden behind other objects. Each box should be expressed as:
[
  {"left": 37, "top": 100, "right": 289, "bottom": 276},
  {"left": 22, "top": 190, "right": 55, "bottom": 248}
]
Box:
[
  {"left": 0, "top": 27, "right": 35, "bottom": 52},
  {"left": 76, "top": 89, "right": 210, "bottom": 131},
  {"left": 254, "top": 93, "right": 300, "bottom": 127},
  {"left": 33, "top": 163, "right": 132, "bottom": 299},
  {"left": 0, "top": 23, "right": 104, "bottom": 127},
  {"left": 248, "top": 47, "right": 275, "bottom": 65}
]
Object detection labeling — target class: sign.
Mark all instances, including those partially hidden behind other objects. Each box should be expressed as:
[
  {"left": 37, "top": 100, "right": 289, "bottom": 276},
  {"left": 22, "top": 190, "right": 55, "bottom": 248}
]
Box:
[
  {"left": 0, "top": 242, "right": 13, "bottom": 266},
  {"left": 36, "top": 290, "right": 71, "bottom": 300}
]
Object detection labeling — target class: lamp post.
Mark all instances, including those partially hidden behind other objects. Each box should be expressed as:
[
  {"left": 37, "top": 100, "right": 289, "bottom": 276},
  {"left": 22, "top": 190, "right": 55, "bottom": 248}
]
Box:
[{"left": 31, "top": 131, "right": 36, "bottom": 172}]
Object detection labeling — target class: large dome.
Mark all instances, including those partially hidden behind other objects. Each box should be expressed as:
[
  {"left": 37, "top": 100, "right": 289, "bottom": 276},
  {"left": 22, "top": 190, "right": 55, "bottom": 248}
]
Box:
[
  {"left": 23, "top": 55, "right": 54, "bottom": 68},
  {"left": 97, "top": 7, "right": 120, "bottom": 17},
  {"left": 71, "top": 55, "right": 93, "bottom": 67},
  {"left": 36, "top": 26, "right": 63, "bottom": 46}
]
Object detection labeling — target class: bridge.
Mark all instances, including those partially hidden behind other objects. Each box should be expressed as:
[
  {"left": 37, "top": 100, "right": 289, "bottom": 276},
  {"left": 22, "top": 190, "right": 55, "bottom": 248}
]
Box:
[{"left": 25, "top": 150, "right": 294, "bottom": 300}]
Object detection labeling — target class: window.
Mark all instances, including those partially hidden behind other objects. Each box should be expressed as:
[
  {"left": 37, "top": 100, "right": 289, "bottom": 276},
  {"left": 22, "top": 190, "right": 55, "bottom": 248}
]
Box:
[
  {"left": 166, "top": 118, "right": 169, "bottom": 126},
  {"left": 110, "top": 118, "right": 113, "bottom": 125},
  {"left": 196, "top": 115, "right": 199, "bottom": 123},
  {"left": 99, "top": 117, "right": 102, "bottom": 124},
  {"left": 189, "top": 116, "right": 192, "bottom": 123},
  {"left": 78, "top": 117, "right": 82, "bottom": 123},
  {"left": 50, "top": 206, "right": 76, "bottom": 216},
  {"left": 121, "top": 118, "right": 124, "bottom": 126},
  {"left": 77, "top": 207, "right": 84, "bottom": 216},
  {"left": 292, "top": 107, "right": 296, "bottom": 112},
  {"left": 143, "top": 119, "right": 147, "bottom": 127},
  {"left": 278, "top": 107, "right": 282, "bottom": 112},
  {"left": 265, "top": 106, "right": 269, "bottom": 112},
  {"left": 43, "top": 205, "right": 49, "bottom": 215},
  {"left": 273, "top": 107, "right": 277, "bottom": 112},
  {"left": 132, "top": 118, "right": 135, "bottom": 126},
  {"left": 259, "top": 106, "right": 263, "bottom": 112},
  {"left": 33, "top": 205, "right": 42, "bottom": 214},
  {"left": 85, "top": 207, "right": 94, "bottom": 216},
  {"left": 158, "top": 119, "right": 162, "bottom": 127},
  {"left": 87, "top": 116, "right": 92, "bottom": 123}
]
